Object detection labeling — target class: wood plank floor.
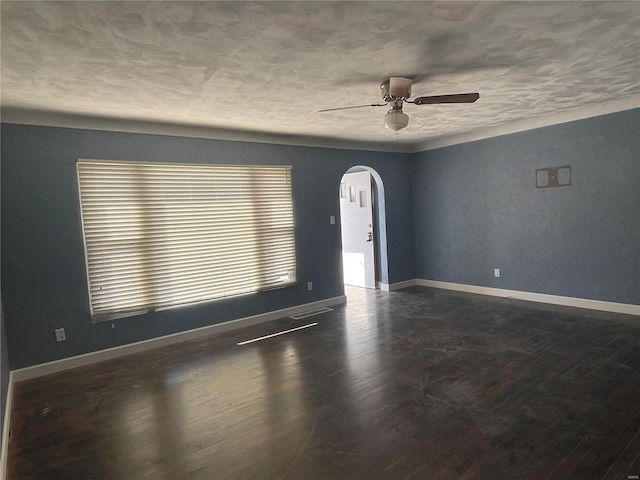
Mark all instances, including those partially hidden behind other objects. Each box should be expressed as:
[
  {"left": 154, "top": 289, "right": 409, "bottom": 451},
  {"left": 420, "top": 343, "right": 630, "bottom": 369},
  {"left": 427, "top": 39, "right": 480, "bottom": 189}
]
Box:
[{"left": 8, "top": 286, "right": 640, "bottom": 479}]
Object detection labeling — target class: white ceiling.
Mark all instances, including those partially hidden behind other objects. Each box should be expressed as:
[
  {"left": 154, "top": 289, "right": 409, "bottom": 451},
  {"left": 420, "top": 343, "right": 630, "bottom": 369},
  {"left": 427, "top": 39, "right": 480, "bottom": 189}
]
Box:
[{"left": 1, "top": 1, "right": 639, "bottom": 152}]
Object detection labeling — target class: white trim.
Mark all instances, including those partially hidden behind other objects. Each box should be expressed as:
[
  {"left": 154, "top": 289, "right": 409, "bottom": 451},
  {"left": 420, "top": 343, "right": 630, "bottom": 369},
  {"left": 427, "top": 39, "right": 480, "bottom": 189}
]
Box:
[
  {"left": 12, "top": 295, "right": 346, "bottom": 382},
  {"left": 3, "top": 101, "right": 637, "bottom": 155},
  {"left": 0, "top": 372, "right": 14, "bottom": 480},
  {"left": 0, "top": 108, "right": 413, "bottom": 153},
  {"left": 416, "top": 279, "right": 640, "bottom": 316},
  {"left": 381, "top": 279, "right": 417, "bottom": 292},
  {"left": 412, "top": 98, "right": 640, "bottom": 152}
]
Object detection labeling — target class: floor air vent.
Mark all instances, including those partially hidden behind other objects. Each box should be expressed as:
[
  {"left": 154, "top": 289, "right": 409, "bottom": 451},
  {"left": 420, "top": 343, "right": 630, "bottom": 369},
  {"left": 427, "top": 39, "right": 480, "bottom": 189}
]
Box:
[{"left": 290, "top": 307, "right": 333, "bottom": 320}]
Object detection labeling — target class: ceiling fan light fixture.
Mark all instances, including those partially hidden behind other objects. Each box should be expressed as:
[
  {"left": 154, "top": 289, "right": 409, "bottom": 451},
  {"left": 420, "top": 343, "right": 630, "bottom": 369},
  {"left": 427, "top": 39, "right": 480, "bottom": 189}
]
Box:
[{"left": 384, "top": 110, "right": 409, "bottom": 131}]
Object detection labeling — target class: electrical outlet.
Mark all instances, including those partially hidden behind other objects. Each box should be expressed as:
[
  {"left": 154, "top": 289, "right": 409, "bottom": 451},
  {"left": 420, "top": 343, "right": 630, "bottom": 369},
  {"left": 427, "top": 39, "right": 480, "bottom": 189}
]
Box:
[
  {"left": 494, "top": 269, "right": 501, "bottom": 278},
  {"left": 55, "top": 328, "right": 66, "bottom": 342},
  {"left": 307, "top": 281, "right": 313, "bottom": 291},
  {"left": 330, "top": 215, "right": 336, "bottom": 225}
]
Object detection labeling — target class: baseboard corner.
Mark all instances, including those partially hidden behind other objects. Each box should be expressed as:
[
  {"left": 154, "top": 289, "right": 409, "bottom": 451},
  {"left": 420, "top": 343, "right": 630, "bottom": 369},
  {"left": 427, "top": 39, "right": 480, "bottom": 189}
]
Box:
[{"left": 387, "top": 279, "right": 417, "bottom": 291}]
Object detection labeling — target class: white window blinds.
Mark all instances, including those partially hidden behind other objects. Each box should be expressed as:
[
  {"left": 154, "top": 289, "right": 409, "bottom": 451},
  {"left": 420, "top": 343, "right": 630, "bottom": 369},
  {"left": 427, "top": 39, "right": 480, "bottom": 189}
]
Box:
[{"left": 77, "top": 160, "right": 297, "bottom": 321}]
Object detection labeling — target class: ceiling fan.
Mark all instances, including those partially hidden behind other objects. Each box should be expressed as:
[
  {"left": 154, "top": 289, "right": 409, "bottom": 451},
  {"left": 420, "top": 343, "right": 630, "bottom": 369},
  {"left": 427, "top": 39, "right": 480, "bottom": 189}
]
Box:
[{"left": 318, "top": 77, "right": 479, "bottom": 131}]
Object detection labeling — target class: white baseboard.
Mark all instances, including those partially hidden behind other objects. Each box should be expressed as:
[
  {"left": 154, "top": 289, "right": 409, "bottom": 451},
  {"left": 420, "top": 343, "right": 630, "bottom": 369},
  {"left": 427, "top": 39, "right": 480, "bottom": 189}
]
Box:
[
  {"left": 416, "top": 279, "right": 640, "bottom": 316},
  {"left": 381, "top": 279, "right": 417, "bottom": 292},
  {"left": 12, "top": 295, "right": 346, "bottom": 383},
  {"left": 0, "top": 371, "right": 14, "bottom": 480}
]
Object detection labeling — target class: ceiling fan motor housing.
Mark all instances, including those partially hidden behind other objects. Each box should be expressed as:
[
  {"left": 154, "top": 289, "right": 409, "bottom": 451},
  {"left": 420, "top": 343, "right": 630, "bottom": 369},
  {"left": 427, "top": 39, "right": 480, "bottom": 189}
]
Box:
[{"left": 380, "top": 77, "right": 413, "bottom": 101}]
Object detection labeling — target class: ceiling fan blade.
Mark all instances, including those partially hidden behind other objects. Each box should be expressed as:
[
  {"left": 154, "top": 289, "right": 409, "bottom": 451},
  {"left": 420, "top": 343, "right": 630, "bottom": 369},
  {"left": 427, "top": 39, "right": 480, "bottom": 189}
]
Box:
[
  {"left": 412, "top": 93, "right": 479, "bottom": 105},
  {"left": 317, "top": 103, "right": 387, "bottom": 113}
]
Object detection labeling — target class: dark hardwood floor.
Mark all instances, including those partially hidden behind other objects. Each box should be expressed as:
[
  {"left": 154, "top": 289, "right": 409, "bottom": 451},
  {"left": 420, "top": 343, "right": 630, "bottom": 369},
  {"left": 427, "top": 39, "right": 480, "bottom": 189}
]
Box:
[{"left": 8, "top": 286, "right": 640, "bottom": 479}]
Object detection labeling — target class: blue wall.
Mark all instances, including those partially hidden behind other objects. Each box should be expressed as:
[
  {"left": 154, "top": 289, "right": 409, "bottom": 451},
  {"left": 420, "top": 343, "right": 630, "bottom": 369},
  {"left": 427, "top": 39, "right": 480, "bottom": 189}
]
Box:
[
  {"left": 413, "top": 109, "right": 640, "bottom": 305},
  {"left": 2, "top": 109, "right": 637, "bottom": 371},
  {"left": 1, "top": 156, "right": 8, "bottom": 447},
  {"left": 1, "top": 124, "right": 415, "bottom": 369}
]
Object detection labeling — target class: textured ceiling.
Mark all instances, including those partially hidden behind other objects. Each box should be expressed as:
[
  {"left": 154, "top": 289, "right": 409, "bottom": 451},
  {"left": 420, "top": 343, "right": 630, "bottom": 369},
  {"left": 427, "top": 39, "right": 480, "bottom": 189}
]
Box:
[{"left": 1, "top": 1, "right": 639, "bottom": 150}]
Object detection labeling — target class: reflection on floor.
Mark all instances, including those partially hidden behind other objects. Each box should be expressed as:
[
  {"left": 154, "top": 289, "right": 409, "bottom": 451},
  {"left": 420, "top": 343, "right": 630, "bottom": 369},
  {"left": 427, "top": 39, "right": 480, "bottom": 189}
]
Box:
[{"left": 8, "top": 285, "right": 640, "bottom": 479}]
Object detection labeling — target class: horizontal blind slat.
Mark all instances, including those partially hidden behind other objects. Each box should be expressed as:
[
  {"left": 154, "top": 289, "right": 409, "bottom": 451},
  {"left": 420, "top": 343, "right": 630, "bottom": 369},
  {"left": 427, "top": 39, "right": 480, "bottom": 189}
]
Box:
[{"left": 78, "top": 160, "right": 297, "bottom": 319}]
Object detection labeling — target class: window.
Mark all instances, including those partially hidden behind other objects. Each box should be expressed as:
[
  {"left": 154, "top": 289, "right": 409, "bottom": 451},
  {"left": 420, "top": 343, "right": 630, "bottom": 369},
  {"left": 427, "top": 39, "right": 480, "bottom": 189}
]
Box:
[{"left": 77, "top": 160, "right": 297, "bottom": 321}]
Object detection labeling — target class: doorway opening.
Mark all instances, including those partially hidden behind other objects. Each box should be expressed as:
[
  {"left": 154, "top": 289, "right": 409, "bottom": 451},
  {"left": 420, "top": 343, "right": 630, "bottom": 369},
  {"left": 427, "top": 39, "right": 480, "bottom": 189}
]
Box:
[{"left": 339, "top": 166, "right": 389, "bottom": 289}]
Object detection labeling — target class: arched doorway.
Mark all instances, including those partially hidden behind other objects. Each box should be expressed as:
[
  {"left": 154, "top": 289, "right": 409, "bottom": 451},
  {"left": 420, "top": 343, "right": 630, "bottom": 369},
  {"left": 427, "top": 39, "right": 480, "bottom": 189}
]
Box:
[{"left": 339, "top": 166, "right": 389, "bottom": 289}]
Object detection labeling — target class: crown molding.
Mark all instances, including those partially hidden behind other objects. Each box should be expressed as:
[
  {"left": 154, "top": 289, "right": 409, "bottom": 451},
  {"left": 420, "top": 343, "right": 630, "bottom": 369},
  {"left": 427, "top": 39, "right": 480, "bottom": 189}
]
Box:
[
  {"left": 2, "top": 98, "right": 637, "bottom": 155},
  {"left": 0, "top": 108, "right": 413, "bottom": 153},
  {"left": 411, "top": 97, "right": 640, "bottom": 153}
]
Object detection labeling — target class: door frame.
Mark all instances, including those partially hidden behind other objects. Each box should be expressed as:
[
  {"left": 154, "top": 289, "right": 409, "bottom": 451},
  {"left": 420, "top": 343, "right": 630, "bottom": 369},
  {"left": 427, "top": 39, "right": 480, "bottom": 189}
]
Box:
[{"left": 338, "top": 166, "right": 389, "bottom": 289}]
